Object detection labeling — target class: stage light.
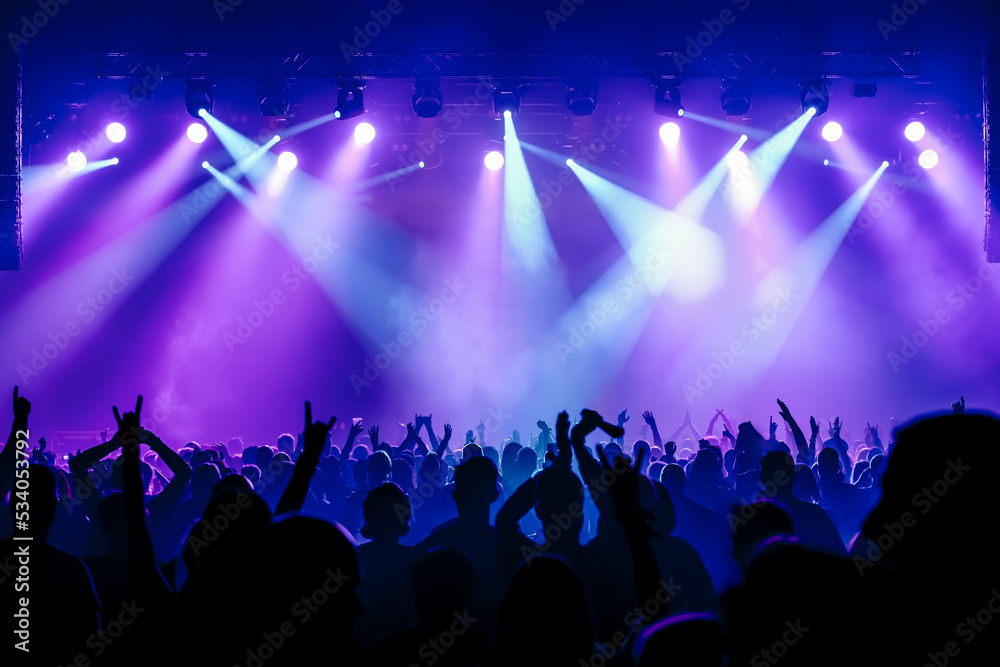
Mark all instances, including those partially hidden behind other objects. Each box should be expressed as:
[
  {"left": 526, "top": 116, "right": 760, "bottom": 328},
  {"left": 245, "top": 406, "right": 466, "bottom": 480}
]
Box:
[
  {"left": 727, "top": 150, "right": 748, "bottom": 169},
  {"left": 277, "top": 151, "right": 298, "bottom": 172},
  {"left": 354, "top": 122, "right": 376, "bottom": 145},
  {"left": 654, "top": 82, "right": 684, "bottom": 117},
  {"left": 334, "top": 81, "right": 365, "bottom": 120},
  {"left": 418, "top": 161, "right": 425, "bottom": 168},
  {"left": 905, "top": 121, "right": 926, "bottom": 142},
  {"left": 185, "top": 78, "right": 214, "bottom": 118},
  {"left": 821, "top": 121, "right": 843, "bottom": 142},
  {"left": 259, "top": 81, "right": 289, "bottom": 116},
  {"left": 492, "top": 86, "right": 520, "bottom": 117},
  {"left": 413, "top": 79, "right": 443, "bottom": 118},
  {"left": 801, "top": 79, "right": 830, "bottom": 117},
  {"left": 882, "top": 161, "right": 890, "bottom": 168},
  {"left": 484, "top": 151, "right": 504, "bottom": 171},
  {"left": 659, "top": 122, "right": 680, "bottom": 143},
  {"left": 567, "top": 82, "right": 597, "bottom": 116},
  {"left": 111, "top": 158, "right": 119, "bottom": 165},
  {"left": 187, "top": 123, "right": 208, "bottom": 144},
  {"left": 721, "top": 80, "right": 752, "bottom": 117},
  {"left": 105, "top": 122, "right": 126, "bottom": 143},
  {"left": 67, "top": 151, "right": 87, "bottom": 170},
  {"left": 918, "top": 149, "right": 939, "bottom": 169},
  {"left": 202, "top": 161, "right": 209, "bottom": 168},
  {"left": 823, "top": 159, "right": 830, "bottom": 166}
]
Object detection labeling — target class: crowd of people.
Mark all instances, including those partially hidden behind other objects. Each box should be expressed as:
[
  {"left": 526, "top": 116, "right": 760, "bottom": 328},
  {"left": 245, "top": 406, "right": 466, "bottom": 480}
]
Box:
[{"left": 2, "top": 387, "right": 997, "bottom": 666}]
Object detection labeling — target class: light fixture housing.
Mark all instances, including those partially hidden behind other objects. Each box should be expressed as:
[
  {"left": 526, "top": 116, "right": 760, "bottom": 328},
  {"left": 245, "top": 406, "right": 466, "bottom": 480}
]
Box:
[
  {"left": 412, "top": 79, "right": 443, "bottom": 118},
  {"left": 654, "top": 82, "right": 684, "bottom": 117},
  {"left": 721, "top": 80, "right": 752, "bottom": 117},
  {"left": 801, "top": 79, "right": 830, "bottom": 117},
  {"left": 566, "top": 82, "right": 597, "bottom": 116},
  {"left": 334, "top": 81, "right": 365, "bottom": 120},
  {"left": 260, "top": 80, "right": 289, "bottom": 116},
  {"left": 492, "top": 85, "right": 520, "bottom": 117},
  {"left": 185, "top": 79, "right": 214, "bottom": 118}
]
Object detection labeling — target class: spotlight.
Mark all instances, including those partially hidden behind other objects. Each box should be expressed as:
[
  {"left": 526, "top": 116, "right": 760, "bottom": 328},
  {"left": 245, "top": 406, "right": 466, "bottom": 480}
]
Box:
[
  {"left": 187, "top": 123, "right": 208, "bottom": 144},
  {"left": 185, "top": 79, "right": 214, "bottom": 118},
  {"left": 111, "top": 158, "right": 119, "bottom": 165},
  {"left": 277, "top": 151, "right": 298, "bottom": 172},
  {"left": 412, "top": 79, "right": 443, "bottom": 118},
  {"left": 566, "top": 82, "right": 597, "bottom": 116},
  {"left": 566, "top": 158, "right": 574, "bottom": 166},
  {"left": 105, "top": 122, "right": 126, "bottom": 143},
  {"left": 418, "top": 161, "right": 425, "bottom": 168},
  {"left": 821, "top": 121, "right": 843, "bottom": 142},
  {"left": 721, "top": 80, "right": 752, "bottom": 117},
  {"left": 727, "top": 150, "right": 748, "bottom": 169},
  {"left": 334, "top": 81, "right": 365, "bottom": 120},
  {"left": 823, "top": 159, "right": 830, "bottom": 166},
  {"left": 259, "top": 80, "right": 289, "bottom": 116},
  {"left": 202, "top": 161, "right": 209, "bottom": 168},
  {"left": 484, "top": 151, "right": 504, "bottom": 171},
  {"left": 905, "top": 121, "right": 926, "bottom": 142},
  {"left": 659, "top": 122, "right": 680, "bottom": 143},
  {"left": 654, "top": 82, "right": 684, "bottom": 117},
  {"left": 800, "top": 79, "right": 830, "bottom": 117},
  {"left": 492, "top": 86, "right": 520, "bottom": 117},
  {"left": 854, "top": 81, "right": 878, "bottom": 98},
  {"left": 354, "top": 122, "right": 376, "bottom": 145},
  {"left": 67, "top": 151, "right": 87, "bottom": 170},
  {"left": 918, "top": 149, "right": 939, "bottom": 170}
]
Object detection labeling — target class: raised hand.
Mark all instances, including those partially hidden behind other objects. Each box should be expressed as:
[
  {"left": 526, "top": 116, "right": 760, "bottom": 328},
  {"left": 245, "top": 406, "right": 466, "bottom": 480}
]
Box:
[
  {"left": 596, "top": 445, "right": 655, "bottom": 535},
  {"left": 776, "top": 399, "right": 792, "bottom": 423},
  {"left": 443, "top": 423, "right": 453, "bottom": 442},
  {"left": 113, "top": 395, "right": 143, "bottom": 451},
  {"left": 537, "top": 419, "right": 551, "bottom": 432},
  {"left": 952, "top": 397, "right": 965, "bottom": 415},
  {"left": 867, "top": 423, "right": 879, "bottom": 443},
  {"left": 769, "top": 417, "right": 778, "bottom": 440},
  {"left": 476, "top": 420, "right": 486, "bottom": 432},
  {"left": 682, "top": 410, "right": 693, "bottom": 426},
  {"left": 466, "top": 429, "right": 475, "bottom": 443},
  {"left": 642, "top": 411, "right": 656, "bottom": 427},
  {"left": 12, "top": 386, "right": 30, "bottom": 421},
  {"left": 368, "top": 425, "right": 380, "bottom": 448},
  {"left": 831, "top": 417, "right": 842, "bottom": 439},
  {"left": 809, "top": 416, "right": 820, "bottom": 438},
  {"left": 348, "top": 419, "right": 364, "bottom": 440},
  {"left": 618, "top": 409, "right": 630, "bottom": 425},
  {"left": 302, "top": 401, "right": 336, "bottom": 457}
]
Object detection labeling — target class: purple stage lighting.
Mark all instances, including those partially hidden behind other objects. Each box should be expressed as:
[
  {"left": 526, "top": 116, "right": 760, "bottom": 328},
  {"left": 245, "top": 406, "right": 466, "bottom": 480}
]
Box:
[
  {"left": 918, "top": 149, "right": 939, "bottom": 169},
  {"left": 105, "top": 122, "right": 126, "bottom": 143},
  {"left": 484, "top": 151, "right": 504, "bottom": 171},
  {"left": 187, "top": 123, "right": 208, "bottom": 144},
  {"left": 905, "top": 121, "right": 926, "bottom": 142},
  {"left": 821, "top": 122, "right": 843, "bottom": 142}
]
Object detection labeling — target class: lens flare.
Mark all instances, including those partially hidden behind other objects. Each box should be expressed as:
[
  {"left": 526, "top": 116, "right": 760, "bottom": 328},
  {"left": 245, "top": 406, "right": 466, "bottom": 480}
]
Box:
[
  {"left": 918, "top": 149, "right": 939, "bottom": 170},
  {"left": 67, "top": 151, "right": 87, "bottom": 170}
]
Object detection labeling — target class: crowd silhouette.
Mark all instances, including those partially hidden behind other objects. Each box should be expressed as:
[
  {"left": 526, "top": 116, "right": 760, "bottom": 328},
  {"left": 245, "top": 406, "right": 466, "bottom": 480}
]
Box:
[{"left": 2, "top": 387, "right": 998, "bottom": 666}]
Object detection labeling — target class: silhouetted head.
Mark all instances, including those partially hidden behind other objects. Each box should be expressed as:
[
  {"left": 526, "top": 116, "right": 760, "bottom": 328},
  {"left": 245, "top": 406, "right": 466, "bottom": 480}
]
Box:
[
  {"left": 515, "top": 447, "right": 537, "bottom": 479},
  {"left": 501, "top": 442, "right": 521, "bottom": 478},
  {"left": 634, "top": 613, "right": 723, "bottom": 667},
  {"left": 851, "top": 459, "right": 870, "bottom": 484},
  {"left": 632, "top": 440, "right": 651, "bottom": 469},
  {"left": 361, "top": 482, "right": 410, "bottom": 540},
  {"left": 534, "top": 465, "right": 584, "bottom": 543},
  {"left": 365, "top": 450, "right": 390, "bottom": 486},
  {"left": 241, "top": 464, "right": 261, "bottom": 488},
  {"left": 255, "top": 446, "right": 274, "bottom": 471},
  {"left": 452, "top": 455, "right": 499, "bottom": 519},
  {"left": 817, "top": 447, "right": 843, "bottom": 482},
  {"left": 652, "top": 479, "right": 677, "bottom": 535},
  {"left": 212, "top": 473, "right": 253, "bottom": 499},
  {"left": 483, "top": 445, "right": 500, "bottom": 470},
  {"left": 462, "top": 443, "right": 483, "bottom": 460},
  {"left": 191, "top": 463, "right": 222, "bottom": 503},
  {"left": 241, "top": 445, "right": 259, "bottom": 467},
  {"left": 190, "top": 449, "right": 213, "bottom": 468},
  {"left": 495, "top": 556, "right": 594, "bottom": 667},
  {"left": 276, "top": 433, "right": 295, "bottom": 454},
  {"left": 185, "top": 490, "right": 271, "bottom": 582},
  {"left": 730, "top": 500, "right": 795, "bottom": 572},
  {"left": 660, "top": 464, "right": 686, "bottom": 499},
  {"left": 391, "top": 459, "right": 413, "bottom": 489},
  {"left": 793, "top": 464, "right": 820, "bottom": 503},
  {"left": 760, "top": 451, "right": 796, "bottom": 498},
  {"left": 411, "top": 548, "right": 475, "bottom": 623}
]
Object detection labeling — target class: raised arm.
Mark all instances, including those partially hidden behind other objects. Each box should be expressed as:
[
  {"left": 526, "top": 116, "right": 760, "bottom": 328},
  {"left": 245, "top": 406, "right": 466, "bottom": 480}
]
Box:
[
  {"left": 416, "top": 414, "right": 439, "bottom": 454},
  {"left": 613, "top": 410, "right": 630, "bottom": 445},
  {"left": 116, "top": 396, "right": 168, "bottom": 602},
  {"left": 276, "top": 401, "right": 335, "bottom": 516},
  {"left": 0, "top": 386, "right": 31, "bottom": 501},
  {"left": 143, "top": 428, "right": 192, "bottom": 514},
  {"left": 776, "top": 399, "right": 810, "bottom": 466},
  {"left": 829, "top": 417, "right": 853, "bottom": 474},
  {"left": 642, "top": 411, "right": 664, "bottom": 450},
  {"left": 435, "top": 423, "right": 453, "bottom": 459}
]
